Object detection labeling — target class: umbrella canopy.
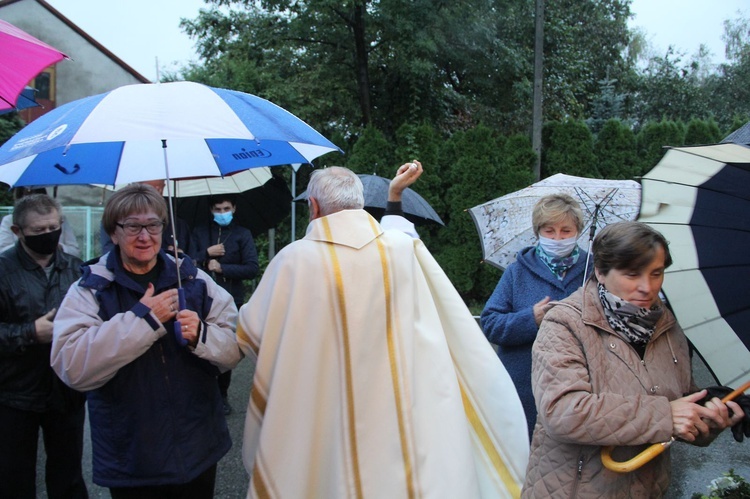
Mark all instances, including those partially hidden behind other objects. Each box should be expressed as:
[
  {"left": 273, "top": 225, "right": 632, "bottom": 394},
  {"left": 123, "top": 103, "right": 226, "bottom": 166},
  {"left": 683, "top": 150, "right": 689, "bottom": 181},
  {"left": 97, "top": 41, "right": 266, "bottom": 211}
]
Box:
[
  {"left": 638, "top": 143, "right": 750, "bottom": 387},
  {"left": 469, "top": 173, "right": 641, "bottom": 270},
  {"left": 0, "top": 81, "right": 341, "bottom": 187},
  {"left": 176, "top": 173, "right": 292, "bottom": 237},
  {"left": 0, "top": 20, "right": 68, "bottom": 112},
  {"left": 721, "top": 120, "right": 750, "bottom": 146},
  {"left": 0, "top": 86, "right": 39, "bottom": 115},
  {"left": 99, "top": 168, "right": 292, "bottom": 236},
  {"left": 293, "top": 173, "right": 444, "bottom": 226}
]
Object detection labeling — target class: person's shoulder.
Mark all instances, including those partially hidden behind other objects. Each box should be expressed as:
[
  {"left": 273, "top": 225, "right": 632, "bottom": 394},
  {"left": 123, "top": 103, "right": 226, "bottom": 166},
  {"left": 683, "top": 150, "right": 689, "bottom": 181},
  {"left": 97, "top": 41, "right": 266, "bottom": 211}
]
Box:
[
  {"left": 233, "top": 224, "right": 253, "bottom": 236},
  {"left": 503, "top": 247, "right": 537, "bottom": 274},
  {"left": 58, "top": 250, "right": 83, "bottom": 269},
  {"left": 546, "top": 287, "right": 585, "bottom": 319},
  {"left": 78, "top": 255, "right": 112, "bottom": 290},
  {"left": 0, "top": 245, "right": 19, "bottom": 270}
]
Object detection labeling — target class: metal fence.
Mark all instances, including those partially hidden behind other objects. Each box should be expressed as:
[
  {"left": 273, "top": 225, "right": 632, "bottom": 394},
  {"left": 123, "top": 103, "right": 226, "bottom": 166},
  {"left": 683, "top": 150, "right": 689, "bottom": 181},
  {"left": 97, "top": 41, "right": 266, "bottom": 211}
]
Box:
[{"left": 0, "top": 206, "right": 105, "bottom": 260}]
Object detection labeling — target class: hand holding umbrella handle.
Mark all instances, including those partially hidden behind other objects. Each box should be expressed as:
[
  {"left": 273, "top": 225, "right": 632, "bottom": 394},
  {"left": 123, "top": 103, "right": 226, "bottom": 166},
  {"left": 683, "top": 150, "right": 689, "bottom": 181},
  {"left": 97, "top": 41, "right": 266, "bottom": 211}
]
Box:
[
  {"left": 173, "top": 288, "right": 188, "bottom": 346},
  {"left": 601, "top": 380, "right": 750, "bottom": 473}
]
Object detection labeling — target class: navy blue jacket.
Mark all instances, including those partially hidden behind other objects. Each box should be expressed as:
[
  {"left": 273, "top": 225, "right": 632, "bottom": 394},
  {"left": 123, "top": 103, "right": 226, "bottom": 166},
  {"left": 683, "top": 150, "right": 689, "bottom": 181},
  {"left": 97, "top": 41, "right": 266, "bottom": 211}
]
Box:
[
  {"left": 193, "top": 221, "right": 259, "bottom": 306},
  {"left": 78, "top": 250, "right": 232, "bottom": 487}
]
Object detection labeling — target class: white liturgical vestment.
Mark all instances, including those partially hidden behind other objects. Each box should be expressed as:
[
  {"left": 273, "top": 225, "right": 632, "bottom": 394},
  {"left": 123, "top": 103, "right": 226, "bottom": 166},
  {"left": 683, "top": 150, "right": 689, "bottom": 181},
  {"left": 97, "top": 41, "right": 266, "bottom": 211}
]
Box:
[{"left": 238, "top": 209, "right": 529, "bottom": 498}]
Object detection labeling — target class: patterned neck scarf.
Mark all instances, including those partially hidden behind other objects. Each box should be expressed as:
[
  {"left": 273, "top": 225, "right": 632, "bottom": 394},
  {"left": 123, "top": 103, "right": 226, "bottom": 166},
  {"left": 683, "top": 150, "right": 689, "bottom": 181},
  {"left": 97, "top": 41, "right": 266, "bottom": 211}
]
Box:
[
  {"left": 536, "top": 244, "right": 580, "bottom": 281},
  {"left": 597, "top": 282, "right": 664, "bottom": 346}
]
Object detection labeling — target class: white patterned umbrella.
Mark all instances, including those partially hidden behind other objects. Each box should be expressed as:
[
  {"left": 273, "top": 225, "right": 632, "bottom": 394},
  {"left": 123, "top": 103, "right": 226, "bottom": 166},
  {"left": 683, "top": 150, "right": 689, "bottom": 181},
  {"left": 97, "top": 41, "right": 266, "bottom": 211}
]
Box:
[{"left": 469, "top": 174, "right": 641, "bottom": 270}]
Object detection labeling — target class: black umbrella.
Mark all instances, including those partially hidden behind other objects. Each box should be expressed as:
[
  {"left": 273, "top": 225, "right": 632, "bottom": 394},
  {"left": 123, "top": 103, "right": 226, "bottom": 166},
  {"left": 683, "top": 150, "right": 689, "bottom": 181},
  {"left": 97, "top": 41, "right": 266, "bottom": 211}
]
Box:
[
  {"left": 638, "top": 143, "right": 750, "bottom": 388},
  {"left": 721, "top": 120, "right": 750, "bottom": 145},
  {"left": 293, "top": 173, "right": 443, "bottom": 226},
  {"left": 177, "top": 173, "right": 292, "bottom": 237}
]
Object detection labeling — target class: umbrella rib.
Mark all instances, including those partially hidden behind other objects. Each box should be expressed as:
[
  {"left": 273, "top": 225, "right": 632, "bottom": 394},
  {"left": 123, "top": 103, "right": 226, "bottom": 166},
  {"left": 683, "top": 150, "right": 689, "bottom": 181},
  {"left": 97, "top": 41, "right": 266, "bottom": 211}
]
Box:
[{"left": 644, "top": 176, "right": 750, "bottom": 203}]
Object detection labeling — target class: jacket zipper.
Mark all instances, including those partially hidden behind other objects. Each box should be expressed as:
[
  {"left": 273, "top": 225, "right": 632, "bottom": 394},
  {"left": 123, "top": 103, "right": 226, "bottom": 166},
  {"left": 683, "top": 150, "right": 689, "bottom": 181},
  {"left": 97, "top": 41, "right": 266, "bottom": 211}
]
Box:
[{"left": 570, "top": 454, "right": 584, "bottom": 499}]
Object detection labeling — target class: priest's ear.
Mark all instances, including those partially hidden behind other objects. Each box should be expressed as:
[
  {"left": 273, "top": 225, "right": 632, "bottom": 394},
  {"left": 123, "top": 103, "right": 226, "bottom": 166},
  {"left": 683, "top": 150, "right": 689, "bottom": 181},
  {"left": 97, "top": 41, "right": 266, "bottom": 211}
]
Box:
[{"left": 308, "top": 196, "right": 321, "bottom": 221}]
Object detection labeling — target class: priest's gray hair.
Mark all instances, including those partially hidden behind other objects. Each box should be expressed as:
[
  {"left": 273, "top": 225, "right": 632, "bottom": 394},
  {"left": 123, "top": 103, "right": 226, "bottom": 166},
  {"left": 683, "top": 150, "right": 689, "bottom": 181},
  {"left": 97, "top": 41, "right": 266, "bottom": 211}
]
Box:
[{"left": 307, "top": 167, "right": 365, "bottom": 216}]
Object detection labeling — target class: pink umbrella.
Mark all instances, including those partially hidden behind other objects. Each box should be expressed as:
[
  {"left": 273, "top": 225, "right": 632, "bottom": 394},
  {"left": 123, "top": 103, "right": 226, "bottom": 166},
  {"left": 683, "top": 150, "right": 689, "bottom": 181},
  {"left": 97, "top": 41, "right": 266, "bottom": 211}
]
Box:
[{"left": 0, "top": 19, "right": 68, "bottom": 112}]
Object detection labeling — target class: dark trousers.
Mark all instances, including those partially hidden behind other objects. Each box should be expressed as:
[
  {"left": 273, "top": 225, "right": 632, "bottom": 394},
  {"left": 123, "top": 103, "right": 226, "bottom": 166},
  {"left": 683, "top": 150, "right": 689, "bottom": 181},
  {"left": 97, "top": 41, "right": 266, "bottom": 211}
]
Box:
[
  {"left": 218, "top": 369, "right": 232, "bottom": 397},
  {"left": 109, "top": 464, "right": 217, "bottom": 499},
  {"left": 0, "top": 402, "right": 87, "bottom": 499}
]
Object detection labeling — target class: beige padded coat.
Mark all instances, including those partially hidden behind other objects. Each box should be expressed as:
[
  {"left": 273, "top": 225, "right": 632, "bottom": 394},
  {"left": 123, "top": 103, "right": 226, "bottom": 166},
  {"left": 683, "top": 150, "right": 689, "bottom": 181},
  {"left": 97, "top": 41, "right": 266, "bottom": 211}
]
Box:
[{"left": 521, "top": 281, "right": 696, "bottom": 499}]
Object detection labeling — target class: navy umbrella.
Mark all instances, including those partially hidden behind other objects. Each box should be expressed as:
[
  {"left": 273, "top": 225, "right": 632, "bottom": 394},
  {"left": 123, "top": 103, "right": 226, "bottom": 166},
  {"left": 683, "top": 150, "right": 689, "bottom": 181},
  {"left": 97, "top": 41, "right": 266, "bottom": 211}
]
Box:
[
  {"left": 294, "top": 173, "right": 443, "bottom": 226},
  {"left": 638, "top": 143, "right": 750, "bottom": 388},
  {"left": 0, "top": 86, "right": 39, "bottom": 115}
]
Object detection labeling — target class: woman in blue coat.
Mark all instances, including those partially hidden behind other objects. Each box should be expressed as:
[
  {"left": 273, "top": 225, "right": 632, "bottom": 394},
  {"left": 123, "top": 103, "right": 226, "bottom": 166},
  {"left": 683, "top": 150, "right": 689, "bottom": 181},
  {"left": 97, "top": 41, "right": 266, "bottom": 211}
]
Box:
[{"left": 480, "top": 193, "right": 590, "bottom": 440}]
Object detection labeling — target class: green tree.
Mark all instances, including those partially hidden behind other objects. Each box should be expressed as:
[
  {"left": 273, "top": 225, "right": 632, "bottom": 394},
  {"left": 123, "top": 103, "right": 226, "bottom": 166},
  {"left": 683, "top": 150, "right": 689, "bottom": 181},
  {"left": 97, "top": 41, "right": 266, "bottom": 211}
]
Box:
[
  {"left": 436, "top": 125, "right": 506, "bottom": 299},
  {"left": 345, "top": 125, "right": 395, "bottom": 176},
  {"left": 595, "top": 118, "right": 638, "bottom": 179},
  {"left": 0, "top": 113, "right": 25, "bottom": 206},
  {"left": 179, "top": 0, "right": 635, "bottom": 137},
  {"left": 635, "top": 119, "right": 686, "bottom": 176},
  {"left": 628, "top": 47, "right": 710, "bottom": 127},
  {"left": 542, "top": 119, "right": 598, "bottom": 178},
  {"left": 684, "top": 118, "right": 722, "bottom": 146},
  {"left": 542, "top": 0, "right": 633, "bottom": 121},
  {"left": 586, "top": 74, "right": 627, "bottom": 135}
]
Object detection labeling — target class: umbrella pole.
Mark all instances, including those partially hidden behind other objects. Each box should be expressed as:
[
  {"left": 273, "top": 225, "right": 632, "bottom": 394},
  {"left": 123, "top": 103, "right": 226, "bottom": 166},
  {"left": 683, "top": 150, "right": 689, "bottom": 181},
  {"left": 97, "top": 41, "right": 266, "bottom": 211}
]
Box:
[
  {"left": 291, "top": 168, "right": 296, "bottom": 241},
  {"left": 162, "top": 140, "right": 187, "bottom": 346},
  {"left": 161, "top": 140, "right": 182, "bottom": 289},
  {"left": 583, "top": 240, "right": 593, "bottom": 284},
  {"left": 582, "top": 204, "right": 601, "bottom": 285}
]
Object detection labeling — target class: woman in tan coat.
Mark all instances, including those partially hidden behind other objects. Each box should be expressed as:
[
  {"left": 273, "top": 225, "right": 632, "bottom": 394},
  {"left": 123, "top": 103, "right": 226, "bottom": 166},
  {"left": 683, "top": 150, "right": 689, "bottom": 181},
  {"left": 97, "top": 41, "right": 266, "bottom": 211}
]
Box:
[{"left": 522, "top": 222, "right": 743, "bottom": 498}]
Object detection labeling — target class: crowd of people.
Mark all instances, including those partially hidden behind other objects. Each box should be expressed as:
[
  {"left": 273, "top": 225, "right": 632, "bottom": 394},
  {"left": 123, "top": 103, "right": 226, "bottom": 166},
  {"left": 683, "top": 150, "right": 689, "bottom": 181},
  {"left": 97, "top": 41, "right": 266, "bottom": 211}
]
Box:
[{"left": 0, "top": 162, "right": 746, "bottom": 498}]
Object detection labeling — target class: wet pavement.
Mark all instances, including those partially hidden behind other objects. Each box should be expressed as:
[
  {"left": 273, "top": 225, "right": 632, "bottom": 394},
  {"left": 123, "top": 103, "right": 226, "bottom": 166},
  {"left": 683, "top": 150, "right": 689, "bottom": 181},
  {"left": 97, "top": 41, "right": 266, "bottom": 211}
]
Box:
[{"left": 36, "top": 348, "right": 748, "bottom": 498}]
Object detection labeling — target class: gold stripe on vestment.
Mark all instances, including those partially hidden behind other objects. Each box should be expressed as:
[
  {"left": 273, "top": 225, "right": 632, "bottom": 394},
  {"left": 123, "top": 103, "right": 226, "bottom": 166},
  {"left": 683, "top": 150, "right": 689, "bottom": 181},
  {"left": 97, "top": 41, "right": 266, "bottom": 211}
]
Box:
[
  {"left": 369, "top": 216, "right": 416, "bottom": 499},
  {"left": 237, "top": 321, "right": 259, "bottom": 355},
  {"left": 252, "top": 461, "right": 271, "bottom": 499},
  {"left": 321, "top": 217, "right": 364, "bottom": 499},
  {"left": 460, "top": 383, "right": 521, "bottom": 498},
  {"left": 250, "top": 380, "right": 267, "bottom": 417}
]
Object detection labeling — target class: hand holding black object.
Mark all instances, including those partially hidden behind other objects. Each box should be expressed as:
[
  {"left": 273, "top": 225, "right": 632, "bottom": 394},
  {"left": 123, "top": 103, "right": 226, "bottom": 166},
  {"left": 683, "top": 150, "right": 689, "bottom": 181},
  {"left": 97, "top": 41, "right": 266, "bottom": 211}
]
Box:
[{"left": 694, "top": 386, "right": 750, "bottom": 443}]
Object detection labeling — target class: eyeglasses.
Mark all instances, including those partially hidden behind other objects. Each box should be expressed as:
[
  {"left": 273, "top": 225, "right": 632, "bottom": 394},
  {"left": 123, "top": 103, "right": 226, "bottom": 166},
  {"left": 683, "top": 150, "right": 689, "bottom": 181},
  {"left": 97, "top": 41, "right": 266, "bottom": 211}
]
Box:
[{"left": 116, "top": 221, "right": 165, "bottom": 236}]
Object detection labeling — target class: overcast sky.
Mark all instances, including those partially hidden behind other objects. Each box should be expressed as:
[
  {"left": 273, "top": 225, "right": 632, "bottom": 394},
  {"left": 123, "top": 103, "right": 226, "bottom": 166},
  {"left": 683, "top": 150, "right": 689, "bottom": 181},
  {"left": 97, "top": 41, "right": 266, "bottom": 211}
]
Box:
[{"left": 45, "top": 0, "right": 749, "bottom": 82}]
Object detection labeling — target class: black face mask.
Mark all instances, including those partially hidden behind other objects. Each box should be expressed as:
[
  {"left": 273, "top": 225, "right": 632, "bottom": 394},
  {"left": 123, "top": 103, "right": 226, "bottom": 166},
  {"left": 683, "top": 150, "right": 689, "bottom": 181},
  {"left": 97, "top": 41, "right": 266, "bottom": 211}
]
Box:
[{"left": 22, "top": 228, "right": 62, "bottom": 256}]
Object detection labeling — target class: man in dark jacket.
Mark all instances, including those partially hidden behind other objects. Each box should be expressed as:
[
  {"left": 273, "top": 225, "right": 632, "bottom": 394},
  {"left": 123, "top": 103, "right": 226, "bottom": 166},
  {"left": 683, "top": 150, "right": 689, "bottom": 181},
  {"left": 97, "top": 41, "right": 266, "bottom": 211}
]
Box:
[
  {"left": 193, "top": 194, "right": 259, "bottom": 414},
  {"left": 0, "top": 193, "right": 87, "bottom": 498}
]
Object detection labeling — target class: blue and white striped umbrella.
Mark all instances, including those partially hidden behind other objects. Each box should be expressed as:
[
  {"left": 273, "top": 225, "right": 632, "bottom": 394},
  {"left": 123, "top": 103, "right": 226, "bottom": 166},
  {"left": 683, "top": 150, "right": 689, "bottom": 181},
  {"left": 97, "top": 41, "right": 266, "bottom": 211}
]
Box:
[{"left": 0, "top": 81, "right": 341, "bottom": 187}]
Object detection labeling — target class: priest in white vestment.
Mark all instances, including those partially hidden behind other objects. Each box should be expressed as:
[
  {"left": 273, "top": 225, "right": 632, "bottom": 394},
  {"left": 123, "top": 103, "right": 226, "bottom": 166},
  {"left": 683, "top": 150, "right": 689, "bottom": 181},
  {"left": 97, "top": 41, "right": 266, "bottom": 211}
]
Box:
[{"left": 237, "top": 164, "right": 529, "bottom": 498}]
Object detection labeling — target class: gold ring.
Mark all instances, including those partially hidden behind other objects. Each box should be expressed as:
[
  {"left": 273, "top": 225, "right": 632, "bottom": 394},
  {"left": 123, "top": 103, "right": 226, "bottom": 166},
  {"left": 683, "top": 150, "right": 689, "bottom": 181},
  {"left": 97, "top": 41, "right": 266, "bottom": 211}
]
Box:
[
  {"left": 170, "top": 307, "right": 175, "bottom": 312},
  {"left": 183, "top": 325, "right": 187, "bottom": 331}
]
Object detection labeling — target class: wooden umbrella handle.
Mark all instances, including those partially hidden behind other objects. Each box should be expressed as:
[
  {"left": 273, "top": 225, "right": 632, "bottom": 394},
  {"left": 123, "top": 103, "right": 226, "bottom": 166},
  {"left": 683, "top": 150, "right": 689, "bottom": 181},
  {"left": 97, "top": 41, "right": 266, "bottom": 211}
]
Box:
[{"left": 601, "top": 380, "right": 750, "bottom": 473}]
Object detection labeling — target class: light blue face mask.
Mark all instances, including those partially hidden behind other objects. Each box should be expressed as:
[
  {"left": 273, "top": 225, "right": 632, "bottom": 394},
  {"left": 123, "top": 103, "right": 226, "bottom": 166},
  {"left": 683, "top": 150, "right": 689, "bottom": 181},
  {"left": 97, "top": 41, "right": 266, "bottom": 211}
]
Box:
[
  {"left": 538, "top": 235, "right": 579, "bottom": 258},
  {"left": 213, "top": 212, "right": 233, "bottom": 227}
]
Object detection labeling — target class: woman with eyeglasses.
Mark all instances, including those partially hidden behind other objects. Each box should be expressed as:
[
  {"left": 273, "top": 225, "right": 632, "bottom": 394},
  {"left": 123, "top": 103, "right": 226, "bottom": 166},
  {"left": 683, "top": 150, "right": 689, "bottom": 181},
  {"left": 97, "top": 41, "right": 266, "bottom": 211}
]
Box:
[{"left": 50, "top": 183, "right": 241, "bottom": 498}]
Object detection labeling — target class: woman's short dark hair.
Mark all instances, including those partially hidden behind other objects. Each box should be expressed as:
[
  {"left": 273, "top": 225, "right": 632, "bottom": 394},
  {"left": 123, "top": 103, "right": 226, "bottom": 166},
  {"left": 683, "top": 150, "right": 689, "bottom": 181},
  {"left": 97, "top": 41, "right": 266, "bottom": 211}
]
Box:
[
  {"left": 592, "top": 221, "right": 672, "bottom": 277},
  {"left": 101, "top": 183, "right": 168, "bottom": 235}
]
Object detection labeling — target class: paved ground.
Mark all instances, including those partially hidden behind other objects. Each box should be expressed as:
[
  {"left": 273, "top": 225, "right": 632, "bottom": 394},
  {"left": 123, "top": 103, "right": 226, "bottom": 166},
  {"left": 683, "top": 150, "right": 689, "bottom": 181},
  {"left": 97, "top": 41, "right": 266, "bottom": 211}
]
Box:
[{"left": 36, "top": 349, "right": 747, "bottom": 498}]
